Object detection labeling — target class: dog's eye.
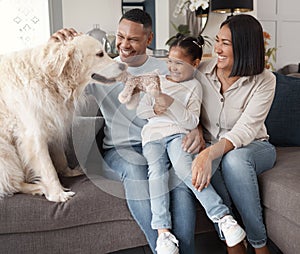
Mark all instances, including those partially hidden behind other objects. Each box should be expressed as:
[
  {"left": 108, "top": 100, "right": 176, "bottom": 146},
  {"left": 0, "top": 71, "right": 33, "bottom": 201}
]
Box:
[{"left": 96, "top": 51, "right": 104, "bottom": 57}]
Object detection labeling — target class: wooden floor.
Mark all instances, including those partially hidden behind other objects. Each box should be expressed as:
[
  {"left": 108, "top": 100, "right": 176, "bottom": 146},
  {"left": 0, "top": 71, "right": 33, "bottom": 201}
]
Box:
[{"left": 110, "top": 231, "right": 283, "bottom": 254}]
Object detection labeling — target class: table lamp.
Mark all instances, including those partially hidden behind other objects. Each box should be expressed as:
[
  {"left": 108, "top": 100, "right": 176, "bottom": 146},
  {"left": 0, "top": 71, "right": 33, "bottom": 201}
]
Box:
[{"left": 211, "top": 0, "right": 253, "bottom": 17}]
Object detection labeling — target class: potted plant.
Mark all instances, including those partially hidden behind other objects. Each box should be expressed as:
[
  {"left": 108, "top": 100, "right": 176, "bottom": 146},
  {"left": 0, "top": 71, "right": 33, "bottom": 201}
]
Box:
[{"left": 166, "top": 0, "right": 211, "bottom": 47}]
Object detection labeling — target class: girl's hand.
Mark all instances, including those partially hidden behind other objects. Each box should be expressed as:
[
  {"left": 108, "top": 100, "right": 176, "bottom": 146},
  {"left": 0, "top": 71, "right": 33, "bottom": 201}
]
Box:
[
  {"left": 155, "top": 93, "right": 174, "bottom": 108},
  {"left": 153, "top": 104, "right": 167, "bottom": 115},
  {"left": 191, "top": 149, "right": 212, "bottom": 191},
  {"left": 154, "top": 93, "right": 174, "bottom": 115}
]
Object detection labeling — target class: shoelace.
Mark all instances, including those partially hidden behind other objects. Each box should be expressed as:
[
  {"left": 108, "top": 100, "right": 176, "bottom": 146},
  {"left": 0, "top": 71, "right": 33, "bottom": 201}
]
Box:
[
  {"left": 159, "top": 232, "right": 179, "bottom": 247},
  {"left": 218, "top": 216, "right": 237, "bottom": 237}
]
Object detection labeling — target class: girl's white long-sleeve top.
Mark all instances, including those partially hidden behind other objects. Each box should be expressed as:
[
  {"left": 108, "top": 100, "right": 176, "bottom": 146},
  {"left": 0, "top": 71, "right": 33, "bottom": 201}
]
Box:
[{"left": 136, "top": 75, "right": 202, "bottom": 146}]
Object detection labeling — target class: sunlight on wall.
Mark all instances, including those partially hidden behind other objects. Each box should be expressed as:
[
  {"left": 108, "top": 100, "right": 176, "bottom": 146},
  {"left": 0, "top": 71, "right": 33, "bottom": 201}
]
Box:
[{"left": 0, "top": 0, "right": 50, "bottom": 55}]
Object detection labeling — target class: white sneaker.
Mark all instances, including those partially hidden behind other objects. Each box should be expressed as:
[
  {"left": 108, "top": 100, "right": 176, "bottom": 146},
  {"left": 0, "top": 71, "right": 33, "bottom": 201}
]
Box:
[
  {"left": 218, "top": 215, "right": 246, "bottom": 247},
  {"left": 156, "top": 232, "right": 179, "bottom": 254}
]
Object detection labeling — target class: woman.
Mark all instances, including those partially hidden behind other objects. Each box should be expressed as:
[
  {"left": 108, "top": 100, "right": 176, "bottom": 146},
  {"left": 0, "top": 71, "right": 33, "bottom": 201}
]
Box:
[{"left": 193, "top": 14, "right": 276, "bottom": 254}]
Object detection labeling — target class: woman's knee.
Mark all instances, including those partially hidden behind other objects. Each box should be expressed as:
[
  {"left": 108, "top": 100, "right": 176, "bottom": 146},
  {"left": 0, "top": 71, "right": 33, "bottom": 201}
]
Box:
[
  {"left": 222, "top": 141, "right": 276, "bottom": 177},
  {"left": 221, "top": 149, "right": 255, "bottom": 183},
  {"left": 223, "top": 148, "right": 253, "bottom": 170}
]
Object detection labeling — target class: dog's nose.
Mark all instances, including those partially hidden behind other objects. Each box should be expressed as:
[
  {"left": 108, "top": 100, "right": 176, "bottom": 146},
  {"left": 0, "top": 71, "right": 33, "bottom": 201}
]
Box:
[{"left": 118, "top": 62, "right": 127, "bottom": 71}]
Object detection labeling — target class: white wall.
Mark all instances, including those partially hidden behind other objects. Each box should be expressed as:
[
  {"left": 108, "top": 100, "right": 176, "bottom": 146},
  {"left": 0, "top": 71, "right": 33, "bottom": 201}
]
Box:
[
  {"left": 155, "top": 0, "right": 169, "bottom": 49},
  {"left": 61, "top": 0, "right": 300, "bottom": 69},
  {"left": 0, "top": 0, "right": 51, "bottom": 54},
  {"left": 62, "top": 0, "right": 122, "bottom": 34},
  {"left": 167, "top": 0, "right": 257, "bottom": 55},
  {"left": 257, "top": 0, "right": 300, "bottom": 70}
]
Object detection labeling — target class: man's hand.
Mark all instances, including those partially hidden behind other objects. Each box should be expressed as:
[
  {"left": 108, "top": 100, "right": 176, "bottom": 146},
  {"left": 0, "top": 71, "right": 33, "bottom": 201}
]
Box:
[
  {"left": 49, "top": 28, "right": 80, "bottom": 43},
  {"left": 182, "top": 125, "right": 206, "bottom": 154}
]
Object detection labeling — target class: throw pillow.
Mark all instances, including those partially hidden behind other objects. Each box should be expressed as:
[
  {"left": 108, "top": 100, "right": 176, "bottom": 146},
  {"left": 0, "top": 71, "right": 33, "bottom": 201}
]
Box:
[{"left": 265, "top": 72, "right": 300, "bottom": 146}]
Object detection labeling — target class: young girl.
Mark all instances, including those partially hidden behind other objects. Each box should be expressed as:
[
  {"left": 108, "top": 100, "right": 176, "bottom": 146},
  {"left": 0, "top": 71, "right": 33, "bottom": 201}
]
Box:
[{"left": 136, "top": 34, "right": 246, "bottom": 254}]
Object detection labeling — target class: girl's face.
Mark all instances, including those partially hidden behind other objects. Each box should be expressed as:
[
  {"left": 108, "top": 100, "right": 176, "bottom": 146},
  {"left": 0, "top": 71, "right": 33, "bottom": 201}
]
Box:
[
  {"left": 167, "top": 46, "right": 198, "bottom": 83},
  {"left": 214, "top": 24, "right": 234, "bottom": 74}
]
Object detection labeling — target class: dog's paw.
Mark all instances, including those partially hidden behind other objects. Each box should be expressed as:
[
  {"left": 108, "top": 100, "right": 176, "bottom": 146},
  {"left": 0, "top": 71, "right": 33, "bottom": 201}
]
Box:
[{"left": 45, "top": 189, "right": 75, "bottom": 202}]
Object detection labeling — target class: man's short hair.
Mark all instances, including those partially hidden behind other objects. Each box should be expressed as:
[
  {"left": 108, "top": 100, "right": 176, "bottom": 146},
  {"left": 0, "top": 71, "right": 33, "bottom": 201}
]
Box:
[{"left": 120, "top": 9, "right": 152, "bottom": 30}]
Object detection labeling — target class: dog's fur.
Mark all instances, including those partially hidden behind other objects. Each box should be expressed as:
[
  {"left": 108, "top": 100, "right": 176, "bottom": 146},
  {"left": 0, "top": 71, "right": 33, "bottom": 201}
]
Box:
[{"left": 0, "top": 35, "right": 126, "bottom": 202}]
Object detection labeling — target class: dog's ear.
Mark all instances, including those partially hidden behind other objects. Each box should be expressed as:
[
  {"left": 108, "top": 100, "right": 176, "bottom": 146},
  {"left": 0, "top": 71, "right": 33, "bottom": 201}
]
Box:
[
  {"left": 62, "top": 46, "right": 83, "bottom": 80},
  {"left": 41, "top": 42, "right": 76, "bottom": 77}
]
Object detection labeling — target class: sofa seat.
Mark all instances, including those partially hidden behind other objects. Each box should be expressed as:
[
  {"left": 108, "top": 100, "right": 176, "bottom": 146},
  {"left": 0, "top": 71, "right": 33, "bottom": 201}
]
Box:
[
  {"left": 259, "top": 147, "right": 300, "bottom": 254},
  {"left": 0, "top": 171, "right": 215, "bottom": 254},
  {"left": 0, "top": 175, "right": 148, "bottom": 254}
]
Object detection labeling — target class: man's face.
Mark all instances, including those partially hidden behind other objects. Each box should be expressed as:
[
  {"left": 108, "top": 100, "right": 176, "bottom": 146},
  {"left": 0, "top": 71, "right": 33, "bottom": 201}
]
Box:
[{"left": 116, "top": 18, "right": 153, "bottom": 67}]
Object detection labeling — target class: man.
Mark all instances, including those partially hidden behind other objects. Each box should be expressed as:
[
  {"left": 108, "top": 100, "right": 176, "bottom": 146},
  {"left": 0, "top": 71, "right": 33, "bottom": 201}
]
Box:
[{"left": 51, "top": 9, "right": 202, "bottom": 254}]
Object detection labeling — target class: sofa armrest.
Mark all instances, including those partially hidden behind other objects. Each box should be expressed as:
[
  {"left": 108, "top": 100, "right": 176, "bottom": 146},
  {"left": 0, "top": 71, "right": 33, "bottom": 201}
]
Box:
[{"left": 67, "top": 116, "right": 104, "bottom": 168}]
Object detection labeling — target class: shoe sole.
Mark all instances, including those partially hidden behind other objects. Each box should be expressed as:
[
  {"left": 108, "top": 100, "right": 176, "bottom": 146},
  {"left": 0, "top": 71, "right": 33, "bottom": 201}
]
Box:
[{"left": 226, "top": 229, "right": 246, "bottom": 247}]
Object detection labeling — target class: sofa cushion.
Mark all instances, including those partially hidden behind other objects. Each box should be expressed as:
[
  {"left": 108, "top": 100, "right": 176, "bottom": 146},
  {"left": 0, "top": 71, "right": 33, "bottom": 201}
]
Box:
[
  {"left": 259, "top": 147, "right": 300, "bottom": 228},
  {"left": 0, "top": 175, "right": 133, "bottom": 234},
  {"left": 265, "top": 72, "right": 300, "bottom": 146}
]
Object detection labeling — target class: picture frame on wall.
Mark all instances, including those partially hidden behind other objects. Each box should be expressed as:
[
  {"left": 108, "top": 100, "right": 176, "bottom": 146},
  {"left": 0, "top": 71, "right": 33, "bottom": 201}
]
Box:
[
  {"left": 123, "top": 5, "right": 144, "bottom": 13},
  {"left": 122, "top": 0, "right": 145, "bottom": 14},
  {"left": 121, "top": 0, "right": 155, "bottom": 49}
]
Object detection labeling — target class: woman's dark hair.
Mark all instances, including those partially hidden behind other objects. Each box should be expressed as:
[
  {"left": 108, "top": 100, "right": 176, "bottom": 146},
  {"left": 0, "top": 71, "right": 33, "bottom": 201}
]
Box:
[
  {"left": 170, "top": 33, "right": 204, "bottom": 61},
  {"left": 119, "top": 9, "right": 152, "bottom": 31},
  {"left": 221, "top": 14, "right": 265, "bottom": 76}
]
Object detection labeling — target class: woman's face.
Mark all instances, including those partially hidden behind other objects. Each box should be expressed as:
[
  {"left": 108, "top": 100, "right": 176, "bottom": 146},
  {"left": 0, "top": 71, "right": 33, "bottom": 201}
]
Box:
[
  {"left": 214, "top": 25, "right": 234, "bottom": 74},
  {"left": 167, "top": 46, "right": 196, "bottom": 83}
]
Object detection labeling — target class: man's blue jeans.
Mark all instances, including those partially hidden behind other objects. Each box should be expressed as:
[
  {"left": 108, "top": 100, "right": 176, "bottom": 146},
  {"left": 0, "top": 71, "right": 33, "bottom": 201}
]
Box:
[
  {"left": 143, "top": 134, "right": 230, "bottom": 230},
  {"left": 103, "top": 144, "right": 197, "bottom": 254},
  {"left": 211, "top": 140, "right": 276, "bottom": 248}
]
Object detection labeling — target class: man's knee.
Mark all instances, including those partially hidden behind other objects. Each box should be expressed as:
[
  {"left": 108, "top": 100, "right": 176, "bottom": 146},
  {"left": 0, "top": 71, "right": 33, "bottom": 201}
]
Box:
[
  {"left": 124, "top": 164, "right": 148, "bottom": 181},
  {"left": 104, "top": 148, "right": 148, "bottom": 181}
]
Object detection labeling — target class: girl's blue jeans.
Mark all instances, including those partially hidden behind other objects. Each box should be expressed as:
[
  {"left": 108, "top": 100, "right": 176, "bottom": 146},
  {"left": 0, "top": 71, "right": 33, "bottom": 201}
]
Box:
[
  {"left": 103, "top": 144, "right": 197, "bottom": 254},
  {"left": 143, "top": 133, "right": 230, "bottom": 231}
]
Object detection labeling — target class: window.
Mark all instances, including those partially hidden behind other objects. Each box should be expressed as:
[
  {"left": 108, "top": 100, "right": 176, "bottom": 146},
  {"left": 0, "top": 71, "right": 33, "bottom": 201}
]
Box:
[{"left": 0, "top": 0, "right": 50, "bottom": 55}]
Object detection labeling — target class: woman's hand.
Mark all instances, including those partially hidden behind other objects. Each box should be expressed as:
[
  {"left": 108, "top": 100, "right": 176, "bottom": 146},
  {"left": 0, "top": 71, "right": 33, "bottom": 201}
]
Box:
[
  {"left": 191, "top": 138, "right": 234, "bottom": 191},
  {"left": 182, "top": 125, "right": 206, "bottom": 154},
  {"left": 154, "top": 93, "right": 174, "bottom": 115},
  {"left": 191, "top": 149, "right": 213, "bottom": 191},
  {"left": 49, "top": 28, "right": 80, "bottom": 43}
]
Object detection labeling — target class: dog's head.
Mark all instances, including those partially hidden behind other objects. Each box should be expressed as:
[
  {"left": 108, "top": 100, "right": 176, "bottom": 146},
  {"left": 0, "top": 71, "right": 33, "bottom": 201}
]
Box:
[{"left": 41, "top": 34, "right": 127, "bottom": 85}]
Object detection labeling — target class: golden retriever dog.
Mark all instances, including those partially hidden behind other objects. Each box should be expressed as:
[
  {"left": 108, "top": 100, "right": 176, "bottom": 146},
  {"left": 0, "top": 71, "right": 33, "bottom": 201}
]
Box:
[{"left": 0, "top": 34, "right": 126, "bottom": 202}]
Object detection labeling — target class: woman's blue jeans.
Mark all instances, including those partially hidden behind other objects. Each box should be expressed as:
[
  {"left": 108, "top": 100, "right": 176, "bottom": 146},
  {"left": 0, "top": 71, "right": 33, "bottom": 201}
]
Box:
[
  {"left": 143, "top": 134, "right": 230, "bottom": 230},
  {"left": 211, "top": 140, "right": 276, "bottom": 248},
  {"left": 103, "top": 144, "right": 197, "bottom": 254}
]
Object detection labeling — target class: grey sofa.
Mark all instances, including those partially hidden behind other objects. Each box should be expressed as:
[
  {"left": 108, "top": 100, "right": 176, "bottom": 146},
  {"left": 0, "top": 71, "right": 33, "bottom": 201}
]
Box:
[{"left": 0, "top": 72, "right": 299, "bottom": 254}]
